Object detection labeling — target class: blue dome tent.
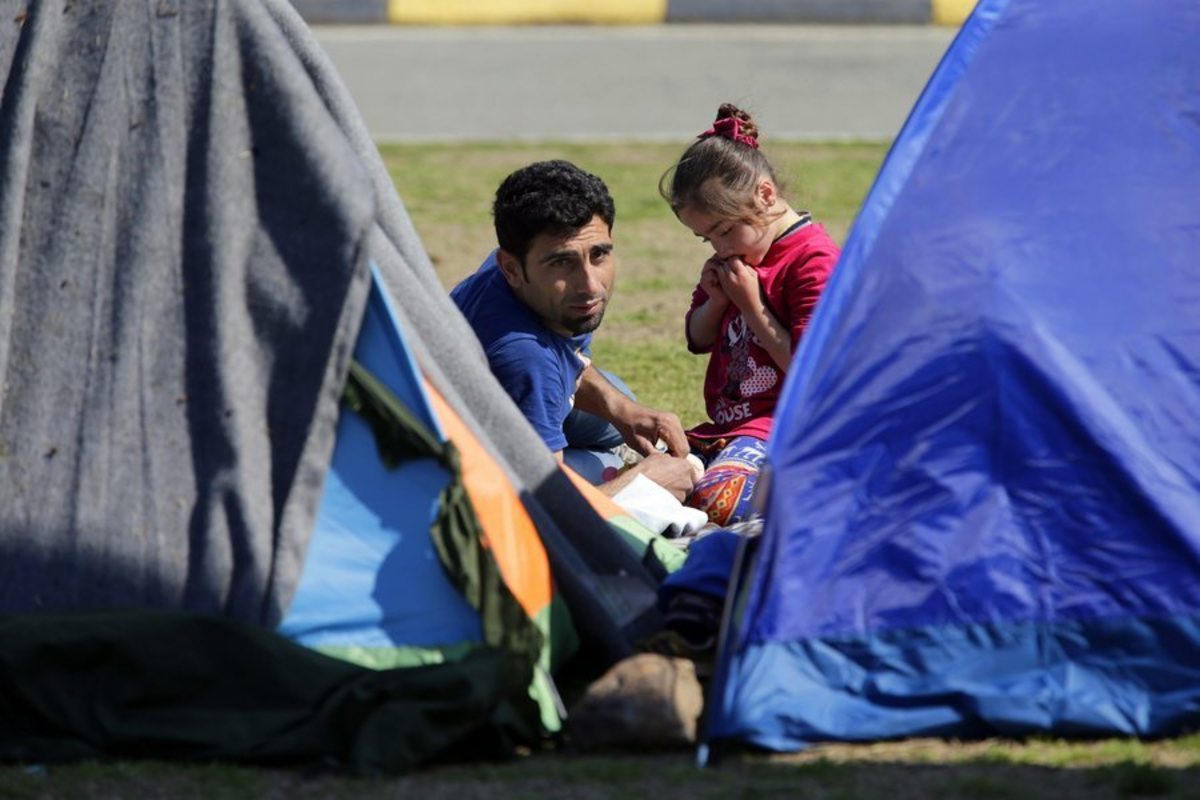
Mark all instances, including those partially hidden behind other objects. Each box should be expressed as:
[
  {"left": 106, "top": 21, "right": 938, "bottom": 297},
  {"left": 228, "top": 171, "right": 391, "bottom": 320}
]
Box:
[{"left": 705, "top": 0, "right": 1200, "bottom": 754}]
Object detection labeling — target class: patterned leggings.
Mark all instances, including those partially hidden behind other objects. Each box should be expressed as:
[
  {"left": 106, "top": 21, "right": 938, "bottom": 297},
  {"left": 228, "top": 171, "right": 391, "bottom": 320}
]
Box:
[{"left": 685, "top": 435, "right": 768, "bottom": 527}]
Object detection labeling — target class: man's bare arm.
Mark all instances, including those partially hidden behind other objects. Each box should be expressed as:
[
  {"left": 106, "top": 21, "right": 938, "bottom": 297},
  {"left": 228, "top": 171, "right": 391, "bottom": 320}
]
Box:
[{"left": 573, "top": 366, "right": 689, "bottom": 456}]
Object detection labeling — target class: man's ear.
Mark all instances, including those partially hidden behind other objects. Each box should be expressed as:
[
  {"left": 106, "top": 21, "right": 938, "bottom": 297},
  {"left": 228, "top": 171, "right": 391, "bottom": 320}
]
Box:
[{"left": 496, "top": 249, "right": 525, "bottom": 289}]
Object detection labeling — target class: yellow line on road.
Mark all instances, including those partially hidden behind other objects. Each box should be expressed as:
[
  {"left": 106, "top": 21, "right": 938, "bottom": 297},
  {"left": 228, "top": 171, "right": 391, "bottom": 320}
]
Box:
[
  {"left": 389, "top": 0, "right": 668, "bottom": 25},
  {"left": 932, "top": 0, "right": 977, "bottom": 25}
]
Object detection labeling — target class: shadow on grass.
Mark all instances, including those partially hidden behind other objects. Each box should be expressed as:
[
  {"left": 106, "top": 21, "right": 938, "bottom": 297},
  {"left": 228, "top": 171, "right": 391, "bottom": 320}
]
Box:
[
  {"left": 399, "top": 751, "right": 1197, "bottom": 800},
  {"left": 3, "top": 748, "right": 1198, "bottom": 800}
]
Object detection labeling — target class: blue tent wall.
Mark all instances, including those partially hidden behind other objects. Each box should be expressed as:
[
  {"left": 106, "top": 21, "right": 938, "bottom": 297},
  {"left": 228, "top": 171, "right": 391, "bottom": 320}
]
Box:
[
  {"left": 279, "top": 267, "right": 483, "bottom": 664},
  {"left": 709, "top": 0, "right": 1200, "bottom": 750}
]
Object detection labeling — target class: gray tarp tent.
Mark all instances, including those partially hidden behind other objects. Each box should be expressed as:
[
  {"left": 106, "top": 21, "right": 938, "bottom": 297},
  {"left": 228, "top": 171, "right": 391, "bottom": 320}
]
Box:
[{"left": 0, "top": 0, "right": 664, "bottom": 772}]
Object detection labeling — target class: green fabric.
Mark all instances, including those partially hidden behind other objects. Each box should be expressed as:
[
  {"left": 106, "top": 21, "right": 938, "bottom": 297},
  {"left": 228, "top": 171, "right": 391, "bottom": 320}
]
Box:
[
  {"left": 530, "top": 596, "right": 576, "bottom": 731},
  {"left": 0, "top": 611, "right": 528, "bottom": 775},
  {"left": 606, "top": 514, "right": 688, "bottom": 574},
  {"left": 542, "top": 593, "right": 580, "bottom": 674},
  {"left": 314, "top": 642, "right": 477, "bottom": 670},
  {"left": 342, "top": 362, "right": 552, "bottom": 731},
  {"left": 318, "top": 622, "right": 569, "bottom": 736}
]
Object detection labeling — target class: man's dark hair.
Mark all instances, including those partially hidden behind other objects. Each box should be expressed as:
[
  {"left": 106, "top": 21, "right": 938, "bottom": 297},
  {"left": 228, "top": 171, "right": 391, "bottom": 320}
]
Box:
[{"left": 493, "top": 160, "right": 616, "bottom": 261}]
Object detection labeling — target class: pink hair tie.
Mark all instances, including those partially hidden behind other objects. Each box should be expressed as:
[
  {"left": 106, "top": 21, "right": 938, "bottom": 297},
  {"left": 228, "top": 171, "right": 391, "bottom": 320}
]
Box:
[{"left": 699, "top": 116, "right": 759, "bottom": 149}]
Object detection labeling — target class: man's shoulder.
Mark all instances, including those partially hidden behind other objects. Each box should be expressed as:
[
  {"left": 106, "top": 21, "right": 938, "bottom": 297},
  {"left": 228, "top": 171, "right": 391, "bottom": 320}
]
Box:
[
  {"left": 485, "top": 328, "right": 556, "bottom": 363},
  {"left": 449, "top": 251, "right": 505, "bottom": 309},
  {"left": 451, "top": 251, "right": 541, "bottom": 342}
]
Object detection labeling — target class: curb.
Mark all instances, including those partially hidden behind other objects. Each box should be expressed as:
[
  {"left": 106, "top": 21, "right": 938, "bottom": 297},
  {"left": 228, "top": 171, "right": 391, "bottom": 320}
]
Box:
[{"left": 294, "top": 0, "right": 977, "bottom": 26}]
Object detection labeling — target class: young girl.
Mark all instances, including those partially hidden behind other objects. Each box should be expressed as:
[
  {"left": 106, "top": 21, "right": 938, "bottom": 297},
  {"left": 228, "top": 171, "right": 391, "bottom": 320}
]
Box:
[{"left": 661, "top": 103, "right": 841, "bottom": 526}]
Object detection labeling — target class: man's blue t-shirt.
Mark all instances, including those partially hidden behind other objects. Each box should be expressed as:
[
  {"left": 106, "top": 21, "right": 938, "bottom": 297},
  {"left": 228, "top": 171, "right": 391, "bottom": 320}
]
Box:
[{"left": 450, "top": 250, "right": 590, "bottom": 452}]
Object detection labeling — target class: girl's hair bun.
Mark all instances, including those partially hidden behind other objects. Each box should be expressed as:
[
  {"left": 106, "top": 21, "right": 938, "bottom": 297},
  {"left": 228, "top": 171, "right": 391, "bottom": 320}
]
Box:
[{"left": 714, "top": 103, "right": 759, "bottom": 143}]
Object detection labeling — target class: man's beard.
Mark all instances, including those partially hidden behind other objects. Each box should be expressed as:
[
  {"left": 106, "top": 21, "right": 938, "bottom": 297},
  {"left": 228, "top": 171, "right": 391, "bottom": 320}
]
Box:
[{"left": 562, "top": 307, "right": 605, "bottom": 335}]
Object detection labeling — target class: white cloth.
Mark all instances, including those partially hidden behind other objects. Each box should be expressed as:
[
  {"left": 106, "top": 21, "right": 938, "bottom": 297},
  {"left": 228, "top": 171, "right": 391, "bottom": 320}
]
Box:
[{"left": 612, "top": 474, "right": 709, "bottom": 539}]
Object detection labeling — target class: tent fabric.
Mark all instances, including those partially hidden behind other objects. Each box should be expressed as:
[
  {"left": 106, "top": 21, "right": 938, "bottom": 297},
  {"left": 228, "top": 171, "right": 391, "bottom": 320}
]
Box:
[
  {"left": 0, "top": 0, "right": 372, "bottom": 624},
  {"left": 0, "top": 0, "right": 675, "bottom": 771},
  {"left": 278, "top": 273, "right": 485, "bottom": 662},
  {"left": 279, "top": 273, "right": 553, "bottom": 669},
  {"left": 340, "top": 359, "right": 546, "bottom": 680},
  {"left": 659, "top": 530, "right": 740, "bottom": 606},
  {"left": 564, "top": 466, "right": 688, "bottom": 576},
  {"left": 0, "top": 610, "right": 532, "bottom": 775},
  {"left": 336, "top": 358, "right": 546, "bottom": 732},
  {"left": 709, "top": 0, "right": 1200, "bottom": 751},
  {"left": 258, "top": 0, "right": 672, "bottom": 658}
]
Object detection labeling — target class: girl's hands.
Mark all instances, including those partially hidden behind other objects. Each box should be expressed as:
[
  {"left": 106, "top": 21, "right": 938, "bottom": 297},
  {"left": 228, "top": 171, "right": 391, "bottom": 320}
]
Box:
[
  {"left": 700, "top": 257, "right": 729, "bottom": 306},
  {"left": 713, "top": 256, "right": 760, "bottom": 312}
]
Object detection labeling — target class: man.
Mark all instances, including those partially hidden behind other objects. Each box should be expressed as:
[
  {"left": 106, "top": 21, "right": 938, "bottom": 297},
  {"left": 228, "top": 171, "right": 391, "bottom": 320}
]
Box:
[{"left": 451, "top": 160, "right": 695, "bottom": 500}]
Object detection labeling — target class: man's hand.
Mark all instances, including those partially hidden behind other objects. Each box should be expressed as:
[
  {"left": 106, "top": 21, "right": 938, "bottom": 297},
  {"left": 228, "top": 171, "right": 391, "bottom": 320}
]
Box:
[
  {"left": 630, "top": 453, "right": 697, "bottom": 501},
  {"left": 613, "top": 401, "right": 689, "bottom": 457},
  {"left": 573, "top": 364, "right": 689, "bottom": 456},
  {"left": 601, "top": 452, "right": 696, "bottom": 502}
]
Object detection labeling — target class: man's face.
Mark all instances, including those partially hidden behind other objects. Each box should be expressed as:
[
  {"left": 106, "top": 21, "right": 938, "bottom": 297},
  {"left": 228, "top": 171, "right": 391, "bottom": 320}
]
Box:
[{"left": 498, "top": 215, "right": 616, "bottom": 337}]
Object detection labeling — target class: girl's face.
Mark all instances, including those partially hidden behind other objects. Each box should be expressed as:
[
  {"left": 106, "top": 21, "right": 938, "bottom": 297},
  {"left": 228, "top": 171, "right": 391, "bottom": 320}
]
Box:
[
  {"left": 677, "top": 206, "right": 774, "bottom": 266},
  {"left": 675, "top": 179, "right": 779, "bottom": 266}
]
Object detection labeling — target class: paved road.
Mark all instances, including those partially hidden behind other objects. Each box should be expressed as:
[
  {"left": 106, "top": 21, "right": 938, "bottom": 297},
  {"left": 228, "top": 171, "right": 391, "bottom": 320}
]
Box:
[{"left": 313, "top": 25, "right": 957, "bottom": 141}]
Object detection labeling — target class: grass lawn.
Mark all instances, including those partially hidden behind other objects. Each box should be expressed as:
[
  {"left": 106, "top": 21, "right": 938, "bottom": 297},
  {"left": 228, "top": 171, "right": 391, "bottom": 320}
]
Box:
[
  {"left": 381, "top": 139, "right": 887, "bottom": 428},
  {"left": 4, "top": 140, "right": 1199, "bottom": 797},
  {"left": 4, "top": 736, "right": 1200, "bottom": 798}
]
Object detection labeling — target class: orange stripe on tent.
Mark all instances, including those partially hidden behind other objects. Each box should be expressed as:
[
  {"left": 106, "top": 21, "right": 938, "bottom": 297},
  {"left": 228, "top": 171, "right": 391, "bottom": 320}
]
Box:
[
  {"left": 425, "top": 383, "right": 553, "bottom": 619},
  {"left": 563, "top": 465, "right": 627, "bottom": 520}
]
